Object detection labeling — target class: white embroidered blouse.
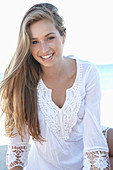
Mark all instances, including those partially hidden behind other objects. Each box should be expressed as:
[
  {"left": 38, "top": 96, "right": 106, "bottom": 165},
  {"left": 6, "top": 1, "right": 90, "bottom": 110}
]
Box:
[{"left": 6, "top": 56, "right": 110, "bottom": 170}]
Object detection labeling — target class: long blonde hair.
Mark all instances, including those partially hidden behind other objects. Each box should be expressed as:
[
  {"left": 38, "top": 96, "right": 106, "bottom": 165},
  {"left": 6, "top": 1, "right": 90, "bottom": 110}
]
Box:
[{"left": 0, "top": 3, "right": 66, "bottom": 142}]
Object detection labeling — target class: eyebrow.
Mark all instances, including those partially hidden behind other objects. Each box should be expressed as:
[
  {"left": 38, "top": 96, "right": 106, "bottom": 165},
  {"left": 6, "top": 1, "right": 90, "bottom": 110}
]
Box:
[{"left": 31, "top": 32, "right": 55, "bottom": 40}]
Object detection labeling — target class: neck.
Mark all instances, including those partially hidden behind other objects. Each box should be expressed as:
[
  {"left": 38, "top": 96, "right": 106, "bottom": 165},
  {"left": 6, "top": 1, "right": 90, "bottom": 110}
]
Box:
[{"left": 41, "top": 57, "right": 65, "bottom": 80}]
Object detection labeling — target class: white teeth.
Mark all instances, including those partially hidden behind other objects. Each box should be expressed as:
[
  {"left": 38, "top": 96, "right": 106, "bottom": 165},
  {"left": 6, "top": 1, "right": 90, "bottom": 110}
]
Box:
[{"left": 42, "top": 54, "right": 53, "bottom": 59}]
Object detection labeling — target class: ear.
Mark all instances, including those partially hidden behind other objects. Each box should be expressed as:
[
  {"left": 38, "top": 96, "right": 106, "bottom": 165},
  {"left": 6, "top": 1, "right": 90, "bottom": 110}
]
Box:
[{"left": 62, "top": 31, "right": 66, "bottom": 44}]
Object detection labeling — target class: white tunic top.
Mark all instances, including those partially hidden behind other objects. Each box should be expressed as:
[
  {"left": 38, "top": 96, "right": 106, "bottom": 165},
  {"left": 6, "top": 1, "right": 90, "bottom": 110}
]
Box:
[{"left": 6, "top": 56, "right": 110, "bottom": 170}]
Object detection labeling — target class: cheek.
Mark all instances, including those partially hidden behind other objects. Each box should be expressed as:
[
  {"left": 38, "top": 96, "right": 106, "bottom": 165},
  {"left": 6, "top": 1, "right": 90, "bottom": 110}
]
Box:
[
  {"left": 54, "top": 39, "right": 63, "bottom": 50},
  {"left": 56, "top": 40, "right": 64, "bottom": 52},
  {"left": 30, "top": 46, "right": 37, "bottom": 56}
]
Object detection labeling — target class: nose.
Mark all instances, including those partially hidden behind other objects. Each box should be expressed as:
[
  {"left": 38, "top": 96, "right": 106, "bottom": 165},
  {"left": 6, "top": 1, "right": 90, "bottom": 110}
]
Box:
[{"left": 39, "top": 41, "right": 49, "bottom": 53}]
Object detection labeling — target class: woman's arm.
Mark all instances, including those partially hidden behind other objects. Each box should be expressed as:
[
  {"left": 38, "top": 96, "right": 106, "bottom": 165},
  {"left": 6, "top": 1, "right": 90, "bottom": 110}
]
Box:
[
  {"left": 107, "top": 128, "right": 113, "bottom": 157},
  {"left": 107, "top": 128, "right": 113, "bottom": 169},
  {"left": 83, "top": 64, "right": 110, "bottom": 169},
  {"left": 6, "top": 128, "right": 29, "bottom": 169},
  {"left": 102, "top": 127, "right": 113, "bottom": 169}
]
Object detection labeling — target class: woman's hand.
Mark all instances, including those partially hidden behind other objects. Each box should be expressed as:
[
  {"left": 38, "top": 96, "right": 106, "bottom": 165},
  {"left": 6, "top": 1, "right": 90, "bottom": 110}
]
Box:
[
  {"left": 9, "top": 166, "right": 23, "bottom": 170},
  {"left": 107, "top": 128, "right": 113, "bottom": 169}
]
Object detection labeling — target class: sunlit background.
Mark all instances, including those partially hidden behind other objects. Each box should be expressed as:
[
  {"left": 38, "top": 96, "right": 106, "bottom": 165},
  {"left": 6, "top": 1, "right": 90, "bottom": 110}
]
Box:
[{"left": 0, "top": 0, "right": 113, "bottom": 145}]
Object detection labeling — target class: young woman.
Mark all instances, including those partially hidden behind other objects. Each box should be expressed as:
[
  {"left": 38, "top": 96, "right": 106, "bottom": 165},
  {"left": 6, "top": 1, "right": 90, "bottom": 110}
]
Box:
[{"left": 0, "top": 3, "right": 111, "bottom": 169}]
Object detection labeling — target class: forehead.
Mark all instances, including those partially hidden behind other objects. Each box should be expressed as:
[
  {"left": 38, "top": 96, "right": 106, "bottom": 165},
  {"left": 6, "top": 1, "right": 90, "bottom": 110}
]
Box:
[{"left": 29, "top": 19, "right": 58, "bottom": 38}]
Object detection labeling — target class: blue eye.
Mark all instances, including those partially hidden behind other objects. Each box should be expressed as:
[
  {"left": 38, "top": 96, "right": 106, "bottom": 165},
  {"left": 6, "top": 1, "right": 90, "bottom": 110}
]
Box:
[
  {"left": 32, "top": 41, "right": 39, "bottom": 44},
  {"left": 48, "top": 37, "right": 55, "bottom": 40}
]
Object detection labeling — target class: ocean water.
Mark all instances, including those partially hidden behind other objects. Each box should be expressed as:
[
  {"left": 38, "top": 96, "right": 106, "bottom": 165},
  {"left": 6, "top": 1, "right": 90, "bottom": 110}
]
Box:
[
  {"left": 97, "top": 64, "right": 113, "bottom": 90},
  {"left": 0, "top": 72, "right": 3, "bottom": 82}
]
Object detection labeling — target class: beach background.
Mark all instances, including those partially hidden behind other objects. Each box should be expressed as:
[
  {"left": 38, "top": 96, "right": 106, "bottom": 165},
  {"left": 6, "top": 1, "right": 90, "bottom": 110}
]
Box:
[{"left": 0, "top": 0, "right": 113, "bottom": 169}]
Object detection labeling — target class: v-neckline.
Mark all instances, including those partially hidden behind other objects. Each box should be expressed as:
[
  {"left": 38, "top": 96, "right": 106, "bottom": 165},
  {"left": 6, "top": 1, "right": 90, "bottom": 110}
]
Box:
[{"left": 38, "top": 57, "right": 79, "bottom": 110}]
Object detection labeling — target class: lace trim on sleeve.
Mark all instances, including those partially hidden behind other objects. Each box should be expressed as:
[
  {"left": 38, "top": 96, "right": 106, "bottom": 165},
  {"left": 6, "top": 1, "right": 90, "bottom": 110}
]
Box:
[
  {"left": 83, "top": 148, "right": 111, "bottom": 170},
  {"left": 6, "top": 144, "right": 28, "bottom": 169}
]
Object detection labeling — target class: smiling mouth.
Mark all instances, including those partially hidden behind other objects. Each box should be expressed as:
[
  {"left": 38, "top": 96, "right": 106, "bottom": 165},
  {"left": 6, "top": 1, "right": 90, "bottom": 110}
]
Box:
[{"left": 41, "top": 53, "right": 54, "bottom": 59}]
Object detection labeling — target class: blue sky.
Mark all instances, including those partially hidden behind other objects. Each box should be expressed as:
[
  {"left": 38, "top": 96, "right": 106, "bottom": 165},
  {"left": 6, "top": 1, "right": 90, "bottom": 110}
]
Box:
[{"left": 0, "top": 0, "right": 113, "bottom": 72}]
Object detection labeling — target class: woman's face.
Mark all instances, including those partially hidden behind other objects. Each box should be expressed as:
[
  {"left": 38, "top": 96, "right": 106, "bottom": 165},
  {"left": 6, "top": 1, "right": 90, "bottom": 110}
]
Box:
[{"left": 29, "top": 19, "right": 66, "bottom": 68}]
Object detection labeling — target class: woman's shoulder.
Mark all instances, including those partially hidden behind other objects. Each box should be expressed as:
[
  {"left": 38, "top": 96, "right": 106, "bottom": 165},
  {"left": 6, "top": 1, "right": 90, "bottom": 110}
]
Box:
[
  {"left": 66, "top": 55, "right": 94, "bottom": 64},
  {"left": 66, "top": 55, "right": 97, "bottom": 72}
]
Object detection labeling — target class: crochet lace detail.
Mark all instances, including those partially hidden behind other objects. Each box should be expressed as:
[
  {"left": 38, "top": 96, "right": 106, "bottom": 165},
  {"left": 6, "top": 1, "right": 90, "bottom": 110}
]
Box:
[
  {"left": 37, "top": 64, "right": 82, "bottom": 140},
  {"left": 6, "top": 145, "right": 28, "bottom": 169},
  {"left": 84, "top": 149, "right": 111, "bottom": 170}
]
